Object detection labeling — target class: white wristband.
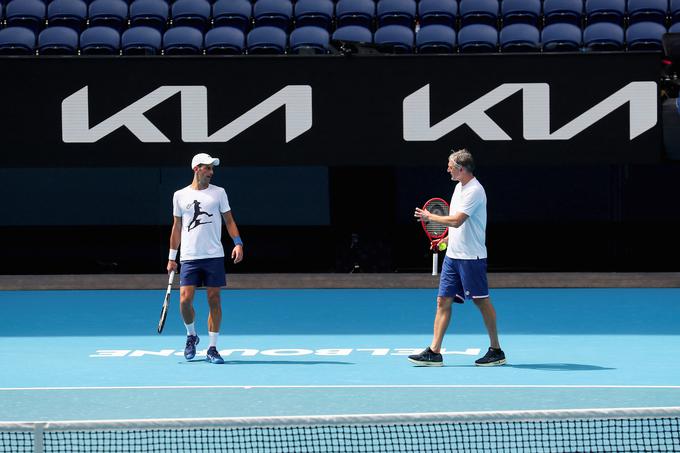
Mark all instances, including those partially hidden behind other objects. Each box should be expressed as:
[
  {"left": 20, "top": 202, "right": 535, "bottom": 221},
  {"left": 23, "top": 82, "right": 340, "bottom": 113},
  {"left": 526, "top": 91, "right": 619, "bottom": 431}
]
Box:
[{"left": 168, "top": 249, "right": 178, "bottom": 261}]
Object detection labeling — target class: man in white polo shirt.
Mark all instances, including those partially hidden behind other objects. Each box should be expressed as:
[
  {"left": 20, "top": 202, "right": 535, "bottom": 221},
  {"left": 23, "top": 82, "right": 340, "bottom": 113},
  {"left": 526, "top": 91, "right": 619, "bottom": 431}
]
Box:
[
  {"left": 409, "top": 149, "right": 505, "bottom": 367},
  {"left": 167, "top": 153, "right": 244, "bottom": 364}
]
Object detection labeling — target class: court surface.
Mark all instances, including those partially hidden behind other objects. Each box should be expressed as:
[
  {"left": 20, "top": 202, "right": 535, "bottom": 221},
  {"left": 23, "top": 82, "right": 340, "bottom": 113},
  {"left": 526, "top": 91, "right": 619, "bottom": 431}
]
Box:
[{"left": 1, "top": 288, "right": 679, "bottom": 422}]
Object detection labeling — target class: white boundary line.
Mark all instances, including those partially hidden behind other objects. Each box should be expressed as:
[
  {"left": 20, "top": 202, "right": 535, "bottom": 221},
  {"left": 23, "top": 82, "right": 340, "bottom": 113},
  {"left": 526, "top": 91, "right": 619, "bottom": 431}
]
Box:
[{"left": 1, "top": 384, "right": 680, "bottom": 391}]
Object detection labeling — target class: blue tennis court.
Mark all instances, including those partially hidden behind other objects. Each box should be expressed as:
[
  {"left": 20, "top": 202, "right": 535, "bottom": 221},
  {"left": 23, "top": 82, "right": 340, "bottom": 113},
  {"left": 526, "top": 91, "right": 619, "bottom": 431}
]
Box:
[{"left": 1, "top": 287, "right": 679, "bottom": 423}]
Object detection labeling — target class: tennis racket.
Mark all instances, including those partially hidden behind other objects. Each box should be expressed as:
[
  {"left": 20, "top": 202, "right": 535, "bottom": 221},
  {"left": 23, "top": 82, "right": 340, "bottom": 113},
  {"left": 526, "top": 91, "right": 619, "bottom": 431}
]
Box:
[
  {"left": 157, "top": 270, "right": 175, "bottom": 334},
  {"left": 420, "top": 198, "right": 450, "bottom": 276}
]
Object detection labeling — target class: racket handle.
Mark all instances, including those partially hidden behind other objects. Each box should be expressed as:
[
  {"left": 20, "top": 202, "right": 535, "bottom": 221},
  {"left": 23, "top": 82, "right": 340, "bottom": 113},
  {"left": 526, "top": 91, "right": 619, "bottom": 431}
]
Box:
[
  {"left": 432, "top": 252, "right": 438, "bottom": 276},
  {"left": 168, "top": 270, "right": 175, "bottom": 285}
]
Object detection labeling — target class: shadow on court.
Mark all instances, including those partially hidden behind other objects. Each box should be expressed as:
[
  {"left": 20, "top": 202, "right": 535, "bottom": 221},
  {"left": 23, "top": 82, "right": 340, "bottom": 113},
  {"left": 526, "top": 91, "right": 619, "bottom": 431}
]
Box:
[
  {"left": 179, "top": 360, "right": 354, "bottom": 365},
  {"left": 507, "top": 363, "right": 616, "bottom": 371}
]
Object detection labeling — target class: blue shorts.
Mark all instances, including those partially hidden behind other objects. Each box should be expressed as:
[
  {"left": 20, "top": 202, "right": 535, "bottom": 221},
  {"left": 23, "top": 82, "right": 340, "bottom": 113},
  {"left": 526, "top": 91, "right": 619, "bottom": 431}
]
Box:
[
  {"left": 438, "top": 256, "right": 489, "bottom": 304},
  {"left": 179, "top": 257, "right": 226, "bottom": 288}
]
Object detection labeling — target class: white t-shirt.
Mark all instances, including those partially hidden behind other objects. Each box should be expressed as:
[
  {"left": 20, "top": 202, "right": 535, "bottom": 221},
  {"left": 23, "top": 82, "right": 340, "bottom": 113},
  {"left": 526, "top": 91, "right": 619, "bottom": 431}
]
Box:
[
  {"left": 446, "top": 177, "right": 487, "bottom": 260},
  {"left": 173, "top": 184, "right": 230, "bottom": 261}
]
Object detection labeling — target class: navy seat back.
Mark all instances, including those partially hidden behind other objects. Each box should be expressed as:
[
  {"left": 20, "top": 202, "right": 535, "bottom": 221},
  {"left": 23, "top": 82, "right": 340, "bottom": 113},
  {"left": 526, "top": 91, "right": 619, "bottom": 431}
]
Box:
[
  {"left": 0, "top": 26, "right": 36, "bottom": 54},
  {"left": 253, "top": 0, "right": 292, "bottom": 30},
  {"left": 627, "top": 0, "right": 668, "bottom": 25},
  {"left": 500, "top": 23, "right": 540, "bottom": 52},
  {"left": 129, "top": 0, "right": 169, "bottom": 31},
  {"left": 543, "top": 0, "right": 584, "bottom": 26},
  {"left": 247, "top": 24, "right": 287, "bottom": 53},
  {"left": 47, "top": 0, "right": 87, "bottom": 31},
  {"left": 583, "top": 21, "right": 624, "bottom": 50},
  {"left": 38, "top": 25, "right": 78, "bottom": 54},
  {"left": 377, "top": 0, "right": 416, "bottom": 27},
  {"left": 459, "top": 0, "right": 499, "bottom": 27},
  {"left": 585, "top": 0, "right": 626, "bottom": 25},
  {"left": 88, "top": 0, "right": 128, "bottom": 32},
  {"left": 458, "top": 23, "right": 498, "bottom": 52},
  {"left": 626, "top": 21, "right": 667, "bottom": 50},
  {"left": 212, "top": 0, "right": 251, "bottom": 31},
  {"left": 335, "top": 0, "right": 375, "bottom": 29},
  {"left": 415, "top": 23, "right": 456, "bottom": 53},
  {"left": 121, "top": 25, "right": 162, "bottom": 54},
  {"left": 502, "top": 0, "right": 541, "bottom": 26},
  {"left": 374, "top": 23, "right": 414, "bottom": 52},
  {"left": 417, "top": 0, "right": 457, "bottom": 27},
  {"left": 332, "top": 24, "right": 373, "bottom": 42},
  {"left": 163, "top": 25, "right": 203, "bottom": 54},
  {"left": 289, "top": 25, "right": 329, "bottom": 54},
  {"left": 541, "top": 22, "right": 582, "bottom": 51},
  {"left": 6, "top": 0, "right": 46, "bottom": 32},
  {"left": 171, "top": 0, "right": 211, "bottom": 31},
  {"left": 80, "top": 25, "right": 120, "bottom": 54},
  {"left": 205, "top": 26, "right": 245, "bottom": 54},
  {"left": 294, "top": 0, "right": 333, "bottom": 30}
]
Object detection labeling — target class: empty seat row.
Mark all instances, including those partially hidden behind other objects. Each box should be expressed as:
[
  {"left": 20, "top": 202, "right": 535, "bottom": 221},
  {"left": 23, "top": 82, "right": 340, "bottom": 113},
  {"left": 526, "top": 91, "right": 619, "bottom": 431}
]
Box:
[
  {"left": 4, "top": 0, "right": 680, "bottom": 35},
  {"left": 0, "top": 21, "right": 672, "bottom": 55}
]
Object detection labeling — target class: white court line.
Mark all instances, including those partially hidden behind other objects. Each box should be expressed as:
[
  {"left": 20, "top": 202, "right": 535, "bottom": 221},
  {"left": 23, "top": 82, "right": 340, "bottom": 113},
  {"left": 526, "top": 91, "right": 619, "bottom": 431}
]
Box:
[{"left": 1, "top": 385, "right": 680, "bottom": 391}]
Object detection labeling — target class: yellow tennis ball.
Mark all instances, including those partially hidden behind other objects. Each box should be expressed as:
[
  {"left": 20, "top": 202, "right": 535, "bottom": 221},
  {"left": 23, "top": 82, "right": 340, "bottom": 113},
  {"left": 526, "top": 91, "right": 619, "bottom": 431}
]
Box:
[{"left": 438, "top": 242, "right": 447, "bottom": 251}]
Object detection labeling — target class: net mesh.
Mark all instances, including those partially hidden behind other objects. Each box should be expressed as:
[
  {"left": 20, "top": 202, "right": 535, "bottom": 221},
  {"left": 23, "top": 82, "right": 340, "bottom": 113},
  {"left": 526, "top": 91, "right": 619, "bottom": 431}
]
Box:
[{"left": 2, "top": 412, "right": 680, "bottom": 453}]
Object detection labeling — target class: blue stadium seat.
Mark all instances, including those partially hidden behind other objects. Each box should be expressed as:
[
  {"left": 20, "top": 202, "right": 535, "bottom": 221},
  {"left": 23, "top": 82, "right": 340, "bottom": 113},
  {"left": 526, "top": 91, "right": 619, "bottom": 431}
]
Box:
[
  {"left": 627, "top": 0, "right": 668, "bottom": 25},
  {"left": 458, "top": 23, "right": 498, "bottom": 52},
  {"left": 459, "top": 0, "right": 499, "bottom": 27},
  {"left": 294, "top": 0, "right": 333, "bottom": 30},
  {"left": 88, "top": 0, "right": 128, "bottom": 32},
  {"left": 543, "top": 0, "right": 584, "bottom": 26},
  {"left": 335, "top": 0, "right": 375, "bottom": 29},
  {"left": 626, "top": 21, "right": 667, "bottom": 50},
  {"left": 672, "top": 0, "right": 680, "bottom": 24},
  {"left": 541, "top": 22, "right": 582, "bottom": 51},
  {"left": 247, "top": 25, "right": 286, "bottom": 53},
  {"left": 374, "top": 23, "right": 413, "bottom": 52},
  {"left": 129, "top": 0, "right": 169, "bottom": 31},
  {"left": 289, "top": 25, "right": 329, "bottom": 54},
  {"left": 204, "top": 26, "right": 245, "bottom": 54},
  {"left": 47, "top": 0, "right": 87, "bottom": 31},
  {"left": 585, "top": 0, "right": 626, "bottom": 25},
  {"left": 501, "top": 0, "right": 541, "bottom": 26},
  {"left": 670, "top": 21, "right": 680, "bottom": 31},
  {"left": 376, "top": 0, "right": 416, "bottom": 28},
  {"left": 171, "top": 0, "right": 211, "bottom": 31},
  {"left": 332, "top": 24, "right": 373, "bottom": 42},
  {"left": 253, "top": 0, "right": 292, "bottom": 30},
  {"left": 212, "top": 0, "right": 251, "bottom": 32},
  {"left": 163, "top": 25, "right": 203, "bottom": 54},
  {"left": 121, "top": 25, "right": 161, "bottom": 54},
  {"left": 38, "top": 25, "right": 78, "bottom": 54},
  {"left": 0, "top": 26, "right": 36, "bottom": 54},
  {"left": 583, "top": 21, "right": 624, "bottom": 50},
  {"left": 417, "top": 0, "right": 457, "bottom": 28},
  {"left": 6, "top": 0, "right": 46, "bottom": 32},
  {"left": 79, "top": 25, "right": 120, "bottom": 54},
  {"left": 415, "top": 23, "right": 456, "bottom": 53},
  {"left": 500, "top": 23, "right": 540, "bottom": 52}
]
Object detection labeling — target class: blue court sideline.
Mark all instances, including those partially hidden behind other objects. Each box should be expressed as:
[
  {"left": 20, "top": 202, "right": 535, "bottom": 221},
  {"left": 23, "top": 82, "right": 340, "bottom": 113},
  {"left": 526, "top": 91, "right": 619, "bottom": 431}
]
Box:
[{"left": 1, "top": 288, "right": 679, "bottom": 421}]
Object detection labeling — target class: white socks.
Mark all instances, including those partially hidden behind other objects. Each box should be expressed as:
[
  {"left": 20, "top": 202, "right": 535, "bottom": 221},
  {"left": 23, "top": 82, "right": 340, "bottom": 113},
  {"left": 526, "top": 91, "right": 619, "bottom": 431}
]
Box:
[
  {"left": 209, "top": 331, "right": 219, "bottom": 348},
  {"left": 185, "top": 322, "right": 196, "bottom": 336}
]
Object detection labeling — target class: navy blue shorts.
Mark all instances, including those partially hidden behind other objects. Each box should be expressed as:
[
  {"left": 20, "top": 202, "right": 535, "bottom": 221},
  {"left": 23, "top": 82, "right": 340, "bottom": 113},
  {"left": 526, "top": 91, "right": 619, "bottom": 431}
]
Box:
[
  {"left": 438, "top": 256, "right": 489, "bottom": 303},
  {"left": 179, "top": 257, "right": 226, "bottom": 288}
]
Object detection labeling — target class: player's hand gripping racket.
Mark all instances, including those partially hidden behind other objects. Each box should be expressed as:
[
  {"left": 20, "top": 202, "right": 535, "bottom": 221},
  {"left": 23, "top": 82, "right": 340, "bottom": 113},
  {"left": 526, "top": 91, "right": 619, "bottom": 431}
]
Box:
[
  {"left": 420, "top": 198, "right": 450, "bottom": 276},
  {"left": 157, "top": 270, "right": 175, "bottom": 334}
]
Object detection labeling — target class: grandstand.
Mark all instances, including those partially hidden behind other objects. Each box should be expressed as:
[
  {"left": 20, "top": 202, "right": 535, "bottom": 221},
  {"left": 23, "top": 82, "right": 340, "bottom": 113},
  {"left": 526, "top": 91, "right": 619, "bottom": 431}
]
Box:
[{"left": 0, "top": 0, "right": 677, "bottom": 54}]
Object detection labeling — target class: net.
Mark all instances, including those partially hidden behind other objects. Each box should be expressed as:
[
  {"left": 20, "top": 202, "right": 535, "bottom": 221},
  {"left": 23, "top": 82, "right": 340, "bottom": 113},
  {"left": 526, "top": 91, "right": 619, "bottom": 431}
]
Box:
[{"left": 2, "top": 407, "right": 679, "bottom": 453}]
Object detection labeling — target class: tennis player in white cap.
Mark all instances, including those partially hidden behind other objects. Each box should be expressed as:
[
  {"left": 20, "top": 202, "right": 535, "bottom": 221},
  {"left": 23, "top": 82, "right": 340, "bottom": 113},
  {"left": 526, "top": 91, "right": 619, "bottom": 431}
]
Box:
[{"left": 167, "top": 153, "right": 244, "bottom": 364}]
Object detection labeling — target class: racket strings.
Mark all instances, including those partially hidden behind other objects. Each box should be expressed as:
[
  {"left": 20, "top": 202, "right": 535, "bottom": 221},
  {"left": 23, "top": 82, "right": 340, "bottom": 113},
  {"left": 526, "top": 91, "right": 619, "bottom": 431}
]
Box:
[{"left": 423, "top": 200, "right": 449, "bottom": 237}]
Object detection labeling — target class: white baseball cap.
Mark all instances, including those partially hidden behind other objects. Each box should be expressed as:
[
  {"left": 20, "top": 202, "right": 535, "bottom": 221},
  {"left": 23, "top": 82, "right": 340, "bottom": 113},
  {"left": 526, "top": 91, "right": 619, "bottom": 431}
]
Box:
[{"left": 191, "top": 153, "right": 220, "bottom": 169}]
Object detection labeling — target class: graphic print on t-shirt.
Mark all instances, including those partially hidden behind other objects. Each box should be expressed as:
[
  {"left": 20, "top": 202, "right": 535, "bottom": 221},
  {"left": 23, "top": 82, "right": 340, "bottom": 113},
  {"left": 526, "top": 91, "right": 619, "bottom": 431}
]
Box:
[{"left": 187, "top": 200, "right": 213, "bottom": 232}]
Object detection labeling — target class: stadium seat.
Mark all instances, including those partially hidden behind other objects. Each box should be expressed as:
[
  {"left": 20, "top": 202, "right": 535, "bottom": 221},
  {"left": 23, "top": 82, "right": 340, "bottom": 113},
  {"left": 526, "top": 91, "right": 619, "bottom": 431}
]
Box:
[
  {"left": 289, "top": 25, "right": 329, "bottom": 54},
  {"left": 585, "top": 0, "right": 626, "bottom": 25},
  {"left": 376, "top": 0, "right": 416, "bottom": 28},
  {"left": 583, "top": 21, "right": 624, "bottom": 50},
  {"left": 415, "top": 23, "right": 456, "bottom": 53},
  {"left": 88, "top": 0, "right": 128, "bottom": 32},
  {"left": 129, "top": 0, "right": 169, "bottom": 31},
  {"left": 670, "top": 21, "right": 680, "bottom": 31},
  {"left": 204, "top": 26, "right": 245, "bottom": 54},
  {"left": 212, "top": 0, "right": 251, "bottom": 32},
  {"left": 121, "top": 25, "right": 161, "bottom": 54},
  {"left": 543, "top": 0, "right": 584, "bottom": 26},
  {"left": 0, "top": 26, "right": 36, "bottom": 55},
  {"left": 5, "top": 0, "right": 46, "bottom": 32},
  {"left": 38, "top": 25, "right": 78, "bottom": 54},
  {"left": 171, "top": 0, "right": 211, "bottom": 31},
  {"left": 247, "top": 25, "right": 286, "bottom": 54},
  {"left": 293, "top": 0, "right": 333, "bottom": 30},
  {"left": 47, "top": 0, "right": 87, "bottom": 32},
  {"left": 79, "top": 25, "right": 120, "bottom": 54},
  {"left": 335, "top": 0, "right": 375, "bottom": 29},
  {"left": 459, "top": 0, "right": 499, "bottom": 27},
  {"left": 541, "top": 22, "right": 582, "bottom": 51},
  {"left": 458, "top": 23, "right": 498, "bottom": 52},
  {"left": 672, "top": 0, "right": 680, "bottom": 24},
  {"left": 417, "top": 0, "right": 457, "bottom": 28},
  {"left": 374, "top": 23, "right": 413, "bottom": 52},
  {"left": 500, "top": 23, "right": 540, "bottom": 52},
  {"left": 627, "top": 0, "right": 668, "bottom": 25},
  {"left": 162, "top": 25, "right": 203, "bottom": 54},
  {"left": 501, "top": 0, "right": 541, "bottom": 26},
  {"left": 626, "top": 21, "right": 667, "bottom": 50},
  {"left": 252, "top": 0, "right": 292, "bottom": 30},
  {"left": 332, "top": 24, "right": 373, "bottom": 43}
]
